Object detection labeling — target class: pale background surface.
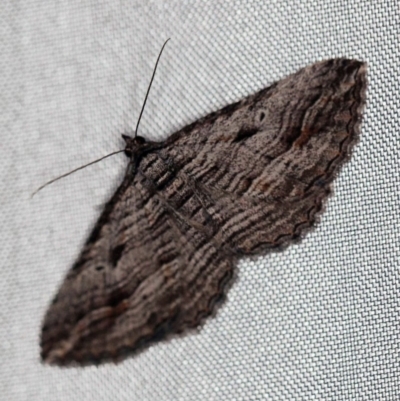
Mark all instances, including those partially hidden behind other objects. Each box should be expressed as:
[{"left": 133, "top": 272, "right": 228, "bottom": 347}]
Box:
[{"left": 2, "top": 1, "right": 400, "bottom": 400}]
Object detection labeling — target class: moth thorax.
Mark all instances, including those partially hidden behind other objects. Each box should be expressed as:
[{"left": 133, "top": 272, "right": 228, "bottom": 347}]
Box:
[{"left": 122, "top": 134, "right": 147, "bottom": 158}]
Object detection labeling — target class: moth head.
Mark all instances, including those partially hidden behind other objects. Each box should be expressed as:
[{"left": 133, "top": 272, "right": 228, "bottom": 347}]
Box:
[{"left": 122, "top": 134, "right": 146, "bottom": 158}]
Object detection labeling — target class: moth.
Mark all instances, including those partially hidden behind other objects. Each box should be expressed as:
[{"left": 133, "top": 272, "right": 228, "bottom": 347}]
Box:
[{"left": 40, "top": 51, "right": 367, "bottom": 365}]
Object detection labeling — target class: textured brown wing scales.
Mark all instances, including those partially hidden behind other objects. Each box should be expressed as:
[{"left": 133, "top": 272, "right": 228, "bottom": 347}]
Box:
[
  {"left": 141, "top": 149, "right": 314, "bottom": 256},
  {"left": 41, "top": 58, "right": 367, "bottom": 365},
  {"left": 131, "top": 172, "right": 235, "bottom": 335},
  {"left": 161, "top": 59, "right": 366, "bottom": 253},
  {"left": 41, "top": 169, "right": 234, "bottom": 364}
]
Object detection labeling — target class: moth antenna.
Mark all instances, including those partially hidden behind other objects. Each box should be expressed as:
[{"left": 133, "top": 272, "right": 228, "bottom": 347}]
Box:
[
  {"left": 33, "top": 40, "right": 171, "bottom": 198},
  {"left": 134, "top": 38, "right": 171, "bottom": 138},
  {"left": 31, "top": 150, "right": 125, "bottom": 197}
]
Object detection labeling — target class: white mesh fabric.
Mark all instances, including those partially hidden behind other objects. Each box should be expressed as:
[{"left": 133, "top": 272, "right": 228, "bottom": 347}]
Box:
[{"left": 2, "top": 1, "right": 399, "bottom": 400}]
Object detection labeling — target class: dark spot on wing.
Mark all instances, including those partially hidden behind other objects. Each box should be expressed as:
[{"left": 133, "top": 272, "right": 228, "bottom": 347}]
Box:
[
  {"left": 111, "top": 244, "right": 125, "bottom": 267},
  {"left": 220, "top": 101, "right": 241, "bottom": 116},
  {"left": 233, "top": 127, "right": 259, "bottom": 143},
  {"left": 72, "top": 258, "right": 87, "bottom": 271}
]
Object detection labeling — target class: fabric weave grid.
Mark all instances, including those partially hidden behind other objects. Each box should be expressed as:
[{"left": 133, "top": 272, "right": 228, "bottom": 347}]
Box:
[{"left": 1, "top": 1, "right": 399, "bottom": 400}]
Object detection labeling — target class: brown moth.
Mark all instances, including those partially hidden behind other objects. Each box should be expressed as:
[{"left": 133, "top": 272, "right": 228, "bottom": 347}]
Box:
[{"left": 41, "top": 57, "right": 367, "bottom": 365}]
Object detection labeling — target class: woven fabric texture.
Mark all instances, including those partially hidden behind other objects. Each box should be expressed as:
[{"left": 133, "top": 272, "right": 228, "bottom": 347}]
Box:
[{"left": 2, "top": 1, "right": 399, "bottom": 400}]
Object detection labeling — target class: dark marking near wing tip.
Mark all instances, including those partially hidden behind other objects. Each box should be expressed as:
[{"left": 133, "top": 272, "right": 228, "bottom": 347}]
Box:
[
  {"left": 108, "top": 297, "right": 122, "bottom": 309},
  {"left": 233, "top": 127, "right": 259, "bottom": 143},
  {"left": 220, "top": 101, "right": 241, "bottom": 116},
  {"left": 72, "top": 258, "right": 86, "bottom": 271},
  {"left": 111, "top": 244, "right": 125, "bottom": 267}
]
